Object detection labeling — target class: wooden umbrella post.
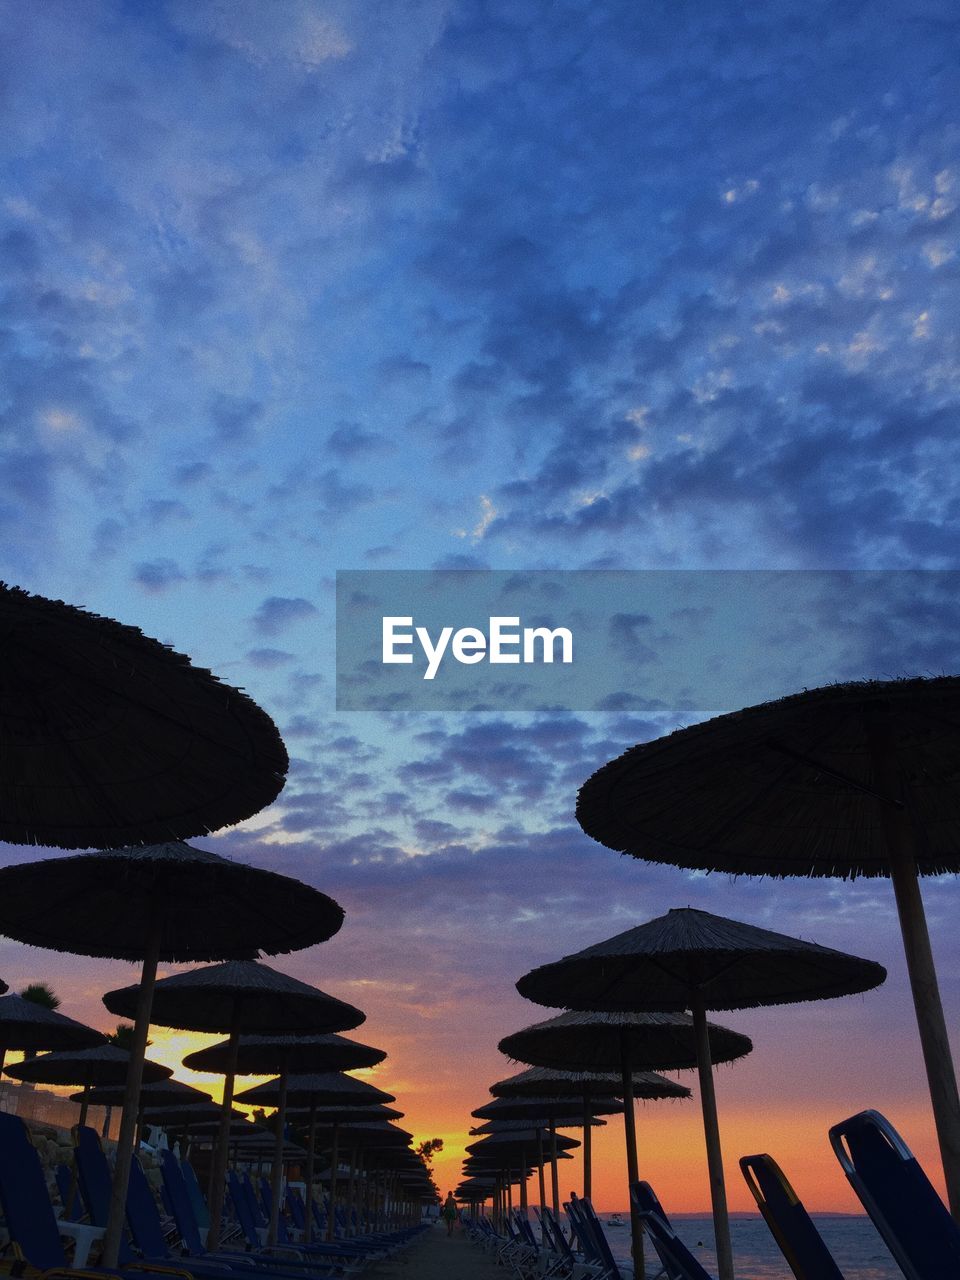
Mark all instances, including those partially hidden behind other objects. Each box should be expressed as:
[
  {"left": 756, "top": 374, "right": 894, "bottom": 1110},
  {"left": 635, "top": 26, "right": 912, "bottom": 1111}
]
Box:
[
  {"left": 345, "top": 1145, "right": 358, "bottom": 1236},
  {"left": 206, "top": 1015, "right": 240, "bottom": 1251},
  {"left": 536, "top": 1129, "right": 547, "bottom": 1243},
  {"left": 549, "top": 1118, "right": 560, "bottom": 1216},
  {"left": 267, "top": 1065, "right": 289, "bottom": 1246},
  {"left": 102, "top": 917, "right": 161, "bottom": 1270},
  {"left": 582, "top": 1085, "right": 592, "bottom": 1200},
  {"left": 303, "top": 1097, "right": 318, "bottom": 1242},
  {"left": 327, "top": 1122, "right": 340, "bottom": 1241},
  {"left": 519, "top": 1144, "right": 528, "bottom": 1214},
  {"left": 888, "top": 835, "right": 960, "bottom": 1217},
  {"left": 690, "top": 991, "right": 735, "bottom": 1280},
  {"left": 868, "top": 715, "right": 960, "bottom": 1218},
  {"left": 619, "top": 1028, "right": 645, "bottom": 1280}
]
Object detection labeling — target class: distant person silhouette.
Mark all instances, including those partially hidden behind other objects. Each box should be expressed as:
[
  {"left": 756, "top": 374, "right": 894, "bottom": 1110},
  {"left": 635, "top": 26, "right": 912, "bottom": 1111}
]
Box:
[{"left": 442, "top": 1191, "right": 458, "bottom": 1236}]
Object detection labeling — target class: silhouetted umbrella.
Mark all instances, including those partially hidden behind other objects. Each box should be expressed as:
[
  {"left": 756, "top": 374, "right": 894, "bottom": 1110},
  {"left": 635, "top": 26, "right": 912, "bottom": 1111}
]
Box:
[
  {"left": 517, "top": 907, "right": 885, "bottom": 1280},
  {"left": 7, "top": 1044, "right": 171, "bottom": 1128},
  {"left": 0, "top": 583, "right": 288, "bottom": 849},
  {"left": 80, "top": 1077, "right": 212, "bottom": 1109},
  {"left": 0, "top": 980, "right": 7, "bottom": 995},
  {"left": 0, "top": 994, "right": 106, "bottom": 1072},
  {"left": 576, "top": 675, "right": 960, "bottom": 1215},
  {"left": 233, "top": 1070, "right": 394, "bottom": 1242},
  {"left": 105, "top": 961, "right": 363, "bottom": 1250},
  {"left": 0, "top": 844, "right": 345, "bottom": 1267},
  {"left": 501, "top": 1009, "right": 751, "bottom": 1272}
]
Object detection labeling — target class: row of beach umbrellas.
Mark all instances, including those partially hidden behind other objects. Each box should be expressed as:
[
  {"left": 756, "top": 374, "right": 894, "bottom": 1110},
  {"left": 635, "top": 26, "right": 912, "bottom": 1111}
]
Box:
[
  {"left": 3, "top": 588, "right": 960, "bottom": 1279},
  {"left": 0, "top": 584, "right": 396, "bottom": 1264}
]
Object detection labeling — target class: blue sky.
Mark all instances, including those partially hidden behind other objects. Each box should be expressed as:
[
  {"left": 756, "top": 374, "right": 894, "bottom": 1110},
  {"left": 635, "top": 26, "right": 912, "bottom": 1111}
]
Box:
[{"left": 2, "top": 0, "right": 960, "bottom": 1210}]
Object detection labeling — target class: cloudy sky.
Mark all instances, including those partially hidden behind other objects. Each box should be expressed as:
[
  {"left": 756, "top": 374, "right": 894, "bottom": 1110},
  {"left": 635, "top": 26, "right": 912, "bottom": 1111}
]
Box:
[{"left": 1, "top": 0, "right": 960, "bottom": 1214}]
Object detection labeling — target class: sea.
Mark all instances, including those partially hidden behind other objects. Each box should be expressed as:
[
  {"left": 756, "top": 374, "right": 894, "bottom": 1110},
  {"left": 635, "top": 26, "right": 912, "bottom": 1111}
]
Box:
[{"left": 598, "top": 1213, "right": 900, "bottom": 1279}]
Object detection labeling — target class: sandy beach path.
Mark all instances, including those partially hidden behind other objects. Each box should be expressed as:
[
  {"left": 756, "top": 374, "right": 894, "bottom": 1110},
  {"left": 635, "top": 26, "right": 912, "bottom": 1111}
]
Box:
[{"left": 362, "top": 1225, "right": 503, "bottom": 1278}]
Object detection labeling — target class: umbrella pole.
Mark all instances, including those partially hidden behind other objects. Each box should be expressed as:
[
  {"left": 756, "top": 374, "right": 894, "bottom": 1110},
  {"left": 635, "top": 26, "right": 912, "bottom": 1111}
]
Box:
[
  {"left": 583, "top": 1086, "right": 592, "bottom": 1200},
  {"left": 346, "top": 1145, "right": 357, "bottom": 1236},
  {"left": 690, "top": 991, "right": 735, "bottom": 1280},
  {"left": 267, "top": 1065, "right": 289, "bottom": 1247},
  {"left": 549, "top": 1119, "right": 560, "bottom": 1217},
  {"left": 885, "top": 820, "right": 960, "bottom": 1217},
  {"left": 78, "top": 1084, "right": 89, "bottom": 1132},
  {"left": 327, "top": 1122, "right": 340, "bottom": 1242},
  {"left": 303, "top": 1098, "right": 317, "bottom": 1243},
  {"left": 620, "top": 1028, "right": 645, "bottom": 1280},
  {"left": 536, "top": 1129, "right": 547, "bottom": 1243},
  {"left": 206, "top": 1014, "right": 241, "bottom": 1251},
  {"left": 102, "top": 917, "right": 162, "bottom": 1270},
  {"left": 519, "top": 1145, "right": 528, "bottom": 1215}
]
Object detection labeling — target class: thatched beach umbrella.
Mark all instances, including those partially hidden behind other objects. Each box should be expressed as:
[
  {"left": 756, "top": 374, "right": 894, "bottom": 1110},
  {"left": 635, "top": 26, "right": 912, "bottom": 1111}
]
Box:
[
  {"left": 7, "top": 1044, "right": 172, "bottom": 1129},
  {"left": 467, "top": 1129, "right": 579, "bottom": 1220},
  {"left": 0, "top": 845, "right": 345, "bottom": 1267},
  {"left": 234, "top": 1071, "right": 395, "bottom": 1242},
  {"left": 576, "top": 675, "right": 960, "bottom": 1216},
  {"left": 517, "top": 907, "right": 885, "bottom": 1280},
  {"left": 0, "top": 994, "right": 107, "bottom": 1072},
  {"left": 0, "top": 583, "right": 288, "bottom": 848},
  {"left": 104, "top": 960, "right": 363, "bottom": 1251},
  {"left": 501, "top": 1009, "right": 751, "bottom": 1273}
]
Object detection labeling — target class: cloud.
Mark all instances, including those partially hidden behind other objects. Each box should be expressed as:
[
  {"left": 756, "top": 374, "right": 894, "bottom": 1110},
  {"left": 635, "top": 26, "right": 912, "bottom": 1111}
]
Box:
[{"left": 251, "top": 596, "right": 319, "bottom": 635}]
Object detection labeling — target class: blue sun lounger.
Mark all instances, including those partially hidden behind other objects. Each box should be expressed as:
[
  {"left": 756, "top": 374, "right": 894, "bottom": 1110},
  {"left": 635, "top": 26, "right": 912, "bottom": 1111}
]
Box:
[
  {"left": 739, "top": 1153, "right": 845, "bottom": 1280},
  {"left": 630, "top": 1183, "right": 711, "bottom": 1280},
  {"left": 0, "top": 1111, "right": 140, "bottom": 1275},
  {"left": 829, "top": 1109, "right": 960, "bottom": 1280}
]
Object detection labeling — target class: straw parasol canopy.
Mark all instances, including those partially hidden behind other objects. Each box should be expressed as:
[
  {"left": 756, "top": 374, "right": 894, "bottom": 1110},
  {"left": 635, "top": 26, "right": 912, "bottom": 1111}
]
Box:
[
  {"left": 576, "top": 675, "right": 960, "bottom": 1217},
  {"left": 233, "top": 1072, "right": 394, "bottom": 1108},
  {"left": 79, "top": 1077, "right": 211, "bottom": 1108},
  {"left": 516, "top": 907, "right": 885, "bottom": 1280},
  {"left": 8, "top": 1044, "right": 171, "bottom": 1129},
  {"left": 500, "top": 1009, "right": 751, "bottom": 1073},
  {"left": 0, "top": 583, "right": 289, "bottom": 848},
  {"left": 183, "top": 1032, "right": 386, "bottom": 1075},
  {"left": 0, "top": 843, "right": 343, "bottom": 963},
  {"left": 472, "top": 1095, "right": 623, "bottom": 1121},
  {"left": 0, "top": 994, "right": 107, "bottom": 1072},
  {"left": 7, "top": 1044, "right": 171, "bottom": 1089},
  {"left": 106, "top": 960, "right": 364, "bottom": 1252}
]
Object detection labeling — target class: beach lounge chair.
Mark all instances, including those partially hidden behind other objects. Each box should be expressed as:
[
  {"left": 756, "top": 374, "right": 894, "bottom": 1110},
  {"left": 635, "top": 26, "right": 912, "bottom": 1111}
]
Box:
[
  {"left": 829, "top": 1109, "right": 960, "bottom": 1280},
  {"left": 566, "top": 1195, "right": 626, "bottom": 1280},
  {"left": 0, "top": 1111, "right": 121, "bottom": 1272},
  {"left": 629, "top": 1186, "right": 712, "bottom": 1280},
  {"left": 56, "top": 1161, "right": 86, "bottom": 1222},
  {"left": 739, "top": 1154, "right": 845, "bottom": 1280}
]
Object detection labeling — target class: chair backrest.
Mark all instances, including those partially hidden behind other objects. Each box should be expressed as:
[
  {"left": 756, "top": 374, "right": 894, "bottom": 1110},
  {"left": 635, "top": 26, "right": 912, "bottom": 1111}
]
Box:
[
  {"left": 538, "top": 1205, "right": 574, "bottom": 1261},
  {"left": 161, "top": 1148, "right": 206, "bottom": 1255},
  {"left": 127, "top": 1156, "right": 174, "bottom": 1259},
  {"left": 829, "top": 1109, "right": 960, "bottom": 1280},
  {"left": 181, "top": 1160, "right": 210, "bottom": 1229},
  {"left": 286, "top": 1185, "right": 306, "bottom": 1230},
  {"left": 0, "top": 1111, "right": 68, "bottom": 1271},
  {"left": 228, "top": 1170, "right": 261, "bottom": 1248},
  {"left": 242, "top": 1173, "right": 267, "bottom": 1227},
  {"left": 635, "top": 1202, "right": 714, "bottom": 1280},
  {"left": 739, "top": 1155, "right": 845, "bottom": 1280},
  {"left": 571, "top": 1192, "right": 622, "bottom": 1277},
  {"left": 55, "top": 1161, "right": 84, "bottom": 1221},
  {"left": 73, "top": 1125, "right": 134, "bottom": 1264}
]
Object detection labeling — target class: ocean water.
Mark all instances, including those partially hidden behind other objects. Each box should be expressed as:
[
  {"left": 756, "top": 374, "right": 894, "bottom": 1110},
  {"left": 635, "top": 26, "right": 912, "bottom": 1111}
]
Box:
[{"left": 598, "top": 1213, "right": 901, "bottom": 1279}]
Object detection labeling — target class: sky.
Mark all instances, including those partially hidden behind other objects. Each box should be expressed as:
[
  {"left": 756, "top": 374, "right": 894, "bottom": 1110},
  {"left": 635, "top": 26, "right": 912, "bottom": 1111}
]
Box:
[{"left": 1, "top": 0, "right": 960, "bottom": 1216}]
